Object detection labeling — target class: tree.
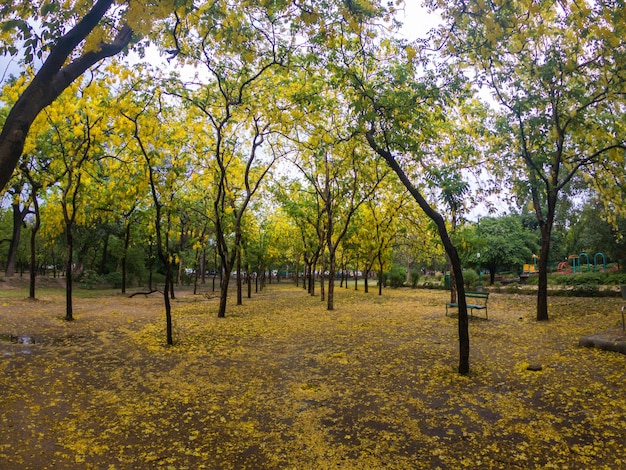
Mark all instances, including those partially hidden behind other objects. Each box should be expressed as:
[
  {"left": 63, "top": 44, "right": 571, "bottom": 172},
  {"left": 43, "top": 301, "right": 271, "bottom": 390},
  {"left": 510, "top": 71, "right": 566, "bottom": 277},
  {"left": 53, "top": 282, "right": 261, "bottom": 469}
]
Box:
[
  {"left": 32, "top": 76, "right": 116, "bottom": 320},
  {"left": 121, "top": 84, "right": 189, "bottom": 346},
  {"left": 0, "top": 0, "right": 137, "bottom": 191},
  {"left": 322, "top": 20, "right": 473, "bottom": 372},
  {"left": 434, "top": 0, "right": 626, "bottom": 320},
  {"left": 273, "top": 178, "right": 325, "bottom": 296},
  {"left": 566, "top": 196, "right": 626, "bottom": 269},
  {"left": 354, "top": 182, "right": 412, "bottom": 295},
  {"left": 20, "top": 158, "right": 43, "bottom": 299},
  {"left": 458, "top": 215, "right": 539, "bottom": 284},
  {"left": 166, "top": 3, "right": 296, "bottom": 317}
]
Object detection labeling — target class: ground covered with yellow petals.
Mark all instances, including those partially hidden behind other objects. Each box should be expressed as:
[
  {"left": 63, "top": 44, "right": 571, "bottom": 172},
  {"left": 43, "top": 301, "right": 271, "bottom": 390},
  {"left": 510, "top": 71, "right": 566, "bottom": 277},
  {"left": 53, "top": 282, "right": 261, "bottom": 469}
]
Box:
[{"left": 1, "top": 280, "right": 625, "bottom": 469}]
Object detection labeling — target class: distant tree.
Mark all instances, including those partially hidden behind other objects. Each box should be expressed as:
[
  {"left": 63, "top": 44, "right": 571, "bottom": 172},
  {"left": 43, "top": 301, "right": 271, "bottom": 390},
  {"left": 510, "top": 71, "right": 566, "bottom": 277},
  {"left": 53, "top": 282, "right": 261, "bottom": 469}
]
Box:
[
  {"left": 458, "top": 215, "right": 539, "bottom": 284},
  {"left": 566, "top": 198, "right": 626, "bottom": 270}
]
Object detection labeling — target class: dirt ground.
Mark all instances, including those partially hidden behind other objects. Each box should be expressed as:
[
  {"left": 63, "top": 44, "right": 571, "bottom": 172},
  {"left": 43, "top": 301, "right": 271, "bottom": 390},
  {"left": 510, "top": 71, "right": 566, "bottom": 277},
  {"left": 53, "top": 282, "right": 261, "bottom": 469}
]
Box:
[{"left": 1, "top": 276, "right": 625, "bottom": 469}]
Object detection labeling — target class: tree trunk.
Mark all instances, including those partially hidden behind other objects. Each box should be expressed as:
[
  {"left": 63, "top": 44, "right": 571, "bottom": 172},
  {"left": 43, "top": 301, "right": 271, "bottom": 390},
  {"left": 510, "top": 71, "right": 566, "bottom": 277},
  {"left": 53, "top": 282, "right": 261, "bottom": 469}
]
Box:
[
  {"left": 169, "top": 267, "right": 175, "bottom": 300},
  {"left": 193, "top": 250, "right": 200, "bottom": 295},
  {"left": 536, "top": 225, "right": 551, "bottom": 321},
  {"left": 5, "top": 203, "right": 27, "bottom": 278},
  {"left": 247, "top": 262, "right": 252, "bottom": 299},
  {"left": 162, "top": 259, "right": 174, "bottom": 345},
  {"left": 218, "top": 262, "right": 232, "bottom": 318},
  {"left": 65, "top": 226, "right": 73, "bottom": 321},
  {"left": 364, "top": 269, "right": 369, "bottom": 293},
  {"left": 236, "top": 247, "right": 243, "bottom": 305},
  {"left": 366, "top": 130, "right": 470, "bottom": 375},
  {"left": 327, "top": 251, "right": 335, "bottom": 310},
  {"left": 378, "top": 255, "right": 384, "bottom": 296},
  {"left": 28, "top": 188, "right": 41, "bottom": 300},
  {"left": 98, "top": 232, "right": 109, "bottom": 275},
  {"left": 177, "top": 256, "right": 183, "bottom": 285},
  {"left": 121, "top": 219, "right": 131, "bottom": 294}
]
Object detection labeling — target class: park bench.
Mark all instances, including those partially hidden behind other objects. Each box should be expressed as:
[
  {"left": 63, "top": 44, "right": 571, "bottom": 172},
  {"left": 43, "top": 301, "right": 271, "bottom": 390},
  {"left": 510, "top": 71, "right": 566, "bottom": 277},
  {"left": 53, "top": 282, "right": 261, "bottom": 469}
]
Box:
[{"left": 446, "top": 291, "right": 490, "bottom": 319}]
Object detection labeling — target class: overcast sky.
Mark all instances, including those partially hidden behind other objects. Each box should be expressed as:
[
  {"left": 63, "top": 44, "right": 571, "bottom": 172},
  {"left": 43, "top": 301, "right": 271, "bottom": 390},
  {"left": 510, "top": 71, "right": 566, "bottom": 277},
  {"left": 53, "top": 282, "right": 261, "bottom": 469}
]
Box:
[{"left": 399, "top": 2, "right": 441, "bottom": 41}]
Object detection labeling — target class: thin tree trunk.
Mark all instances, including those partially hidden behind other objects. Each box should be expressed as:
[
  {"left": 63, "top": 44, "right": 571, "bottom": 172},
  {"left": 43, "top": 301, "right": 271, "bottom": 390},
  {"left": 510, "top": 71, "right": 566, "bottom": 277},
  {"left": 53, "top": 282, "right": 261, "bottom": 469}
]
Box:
[
  {"left": 536, "top": 226, "right": 551, "bottom": 321},
  {"left": 28, "top": 188, "right": 41, "bottom": 300},
  {"left": 236, "top": 248, "right": 243, "bottom": 305},
  {"left": 247, "top": 262, "right": 252, "bottom": 299},
  {"left": 327, "top": 252, "right": 336, "bottom": 310},
  {"left": 366, "top": 130, "right": 470, "bottom": 375},
  {"left": 163, "top": 262, "right": 173, "bottom": 345},
  {"left": 121, "top": 219, "right": 131, "bottom": 294},
  {"left": 65, "top": 226, "right": 73, "bottom": 321},
  {"left": 218, "top": 264, "right": 231, "bottom": 318}
]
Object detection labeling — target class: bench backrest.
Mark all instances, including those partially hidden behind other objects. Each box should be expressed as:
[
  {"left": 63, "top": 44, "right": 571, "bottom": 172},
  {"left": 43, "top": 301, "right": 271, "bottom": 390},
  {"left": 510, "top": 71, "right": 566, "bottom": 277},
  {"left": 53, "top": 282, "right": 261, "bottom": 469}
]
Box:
[{"left": 465, "top": 291, "right": 489, "bottom": 300}]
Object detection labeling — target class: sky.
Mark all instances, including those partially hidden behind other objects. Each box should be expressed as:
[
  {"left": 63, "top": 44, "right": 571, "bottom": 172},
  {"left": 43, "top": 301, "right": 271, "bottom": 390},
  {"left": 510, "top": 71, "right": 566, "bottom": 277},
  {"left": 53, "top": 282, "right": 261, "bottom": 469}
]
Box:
[{"left": 399, "top": 1, "right": 441, "bottom": 41}]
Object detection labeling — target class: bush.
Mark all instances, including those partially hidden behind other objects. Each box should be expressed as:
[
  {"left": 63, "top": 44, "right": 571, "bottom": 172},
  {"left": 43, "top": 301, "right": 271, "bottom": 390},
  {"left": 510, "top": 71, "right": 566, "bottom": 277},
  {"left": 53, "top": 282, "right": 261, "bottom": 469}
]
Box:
[
  {"left": 410, "top": 269, "right": 420, "bottom": 288},
  {"left": 104, "top": 271, "right": 123, "bottom": 289},
  {"left": 77, "top": 270, "right": 100, "bottom": 289},
  {"left": 568, "top": 284, "right": 600, "bottom": 297},
  {"left": 505, "top": 283, "right": 521, "bottom": 294},
  {"left": 462, "top": 269, "right": 479, "bottom": 289},
  {"left": 553, "top": 272, "right": 625, "bottom": 286},
  {"left": 386, "top": 265, "right": 406, "bottom": 288}
]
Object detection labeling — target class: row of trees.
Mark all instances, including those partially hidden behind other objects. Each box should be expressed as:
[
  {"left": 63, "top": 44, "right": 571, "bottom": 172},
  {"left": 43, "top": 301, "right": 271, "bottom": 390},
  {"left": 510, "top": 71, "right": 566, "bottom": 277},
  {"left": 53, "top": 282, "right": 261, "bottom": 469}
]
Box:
[
  {"left": 1, "top": 0, "right": 625, "bottom": 374},
  {"left": 3, "top": 187, "right": 623, "bottom": 287}
]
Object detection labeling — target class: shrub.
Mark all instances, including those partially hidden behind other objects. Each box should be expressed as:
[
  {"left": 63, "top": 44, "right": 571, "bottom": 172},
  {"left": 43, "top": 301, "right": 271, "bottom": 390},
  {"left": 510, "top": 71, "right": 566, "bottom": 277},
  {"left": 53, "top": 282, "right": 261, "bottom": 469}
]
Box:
[
  {"left": 462, "top": 269, "right": 478, "bottom": 289},
  {"left": 77, "top": 270, "right": 99, "bottom": 289},
  {"left": 104, "top": 271, "right": 123, "bottom": 289},
  {"left": 568, "top": 284, "right": 600, "bottom": 297},
  {"left": 505, "top": 283, "right": 520, "bottom": 294},
  {"left": 386, "top": 265, "right": 406, "bottom": 288},
  {"left": 410, "top": 269, "right": 420, "bottom": 288}
]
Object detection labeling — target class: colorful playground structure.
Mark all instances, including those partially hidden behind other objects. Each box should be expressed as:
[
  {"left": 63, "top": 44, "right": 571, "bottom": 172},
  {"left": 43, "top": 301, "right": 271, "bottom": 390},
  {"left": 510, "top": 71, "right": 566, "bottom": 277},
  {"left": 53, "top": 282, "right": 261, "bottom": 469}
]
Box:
[
  {"left": 523, "top": 255, "right": 538, "bottom": 274},
  {"left": 523, "top": 253, "right": 609, "bottom": 275},
  {"left": 557, "top": 252, "right": 608, "bottom": 273}
]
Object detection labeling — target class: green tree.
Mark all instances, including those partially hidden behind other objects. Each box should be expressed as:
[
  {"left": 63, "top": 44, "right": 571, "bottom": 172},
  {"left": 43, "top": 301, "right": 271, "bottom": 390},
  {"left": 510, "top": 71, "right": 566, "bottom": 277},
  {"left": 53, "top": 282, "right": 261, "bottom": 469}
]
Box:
[
  {"left": 434, "top": 0, "right": 626, "bottom": 320},
  {"left": 458, "top": 215, "right": 539, "bottom": 285},
  {"left": 566, "top": 197, "right": 626, "bottom": 269}
]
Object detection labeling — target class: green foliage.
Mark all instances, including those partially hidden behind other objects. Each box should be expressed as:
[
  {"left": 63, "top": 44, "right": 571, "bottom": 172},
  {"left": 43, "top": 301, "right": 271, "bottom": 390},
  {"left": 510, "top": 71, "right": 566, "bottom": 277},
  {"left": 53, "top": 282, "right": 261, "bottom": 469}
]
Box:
[
  {"left": 409, "top": 268, "right": 420, "bottom": 288},
  {"left": 385, "top": 264, "right": 406, "bottom": 288},
  {"left": 77, "top": 270, "right": 100, "bottom": 289},
  {"left": 457, "top": 215, "right": 539, "bottom": 279},
  {"left": 104, "top": 271, "right": 123, "bottom": 289},
  {"left": 462, "top": 269, "right": 478, "bottom": 289},
  {"left": 553, "top": 272, "right": 626, "bottom": 287}
]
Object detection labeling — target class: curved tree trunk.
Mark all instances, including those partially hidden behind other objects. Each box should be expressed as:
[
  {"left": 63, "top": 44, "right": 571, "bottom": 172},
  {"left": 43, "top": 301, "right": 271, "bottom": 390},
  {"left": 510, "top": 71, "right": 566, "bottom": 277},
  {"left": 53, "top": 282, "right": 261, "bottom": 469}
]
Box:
[{"left": 366, "top": 130, "right": 470, "bottom": 375}]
